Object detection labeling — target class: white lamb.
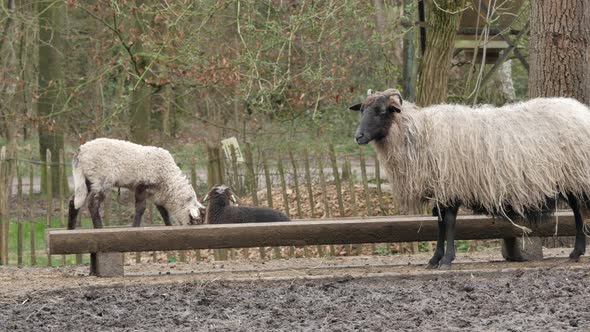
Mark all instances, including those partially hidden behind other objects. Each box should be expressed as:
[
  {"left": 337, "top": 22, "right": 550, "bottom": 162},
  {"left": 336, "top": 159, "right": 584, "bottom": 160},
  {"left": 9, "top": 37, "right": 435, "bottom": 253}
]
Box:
[{"left": 67, "top": 138, "right": 205, "bottom": 229}]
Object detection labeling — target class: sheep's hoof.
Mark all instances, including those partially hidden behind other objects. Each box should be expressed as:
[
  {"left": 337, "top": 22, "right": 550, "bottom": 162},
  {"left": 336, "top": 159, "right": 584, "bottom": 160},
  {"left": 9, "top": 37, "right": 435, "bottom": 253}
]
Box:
[
  {"left": 425, "top": 263, "right": 438, "bottom": 269},
  {"left": 569, "top": 250, "right": 584, "bottom": 261},
  {"left": 438, "top": 264, "right": 452, "bottom": 270}
]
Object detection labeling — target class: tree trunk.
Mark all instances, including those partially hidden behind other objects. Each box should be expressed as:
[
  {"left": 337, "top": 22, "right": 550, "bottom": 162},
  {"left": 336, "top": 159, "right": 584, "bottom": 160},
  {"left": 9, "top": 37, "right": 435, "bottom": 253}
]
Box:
[
  {"left": 528, "top": 0, "right": 590, "bottom": 104},
  {"left": 416, "top": 0, "right": 466, "bottom": 106},
  {"left": 38, "top": 0, "right": 65, "bottom": 194},
  {"left": 402, "top": 0, "right": 416, "bottom": 101},
  {"left": 129, "top": 0, "right": 151, "bottom": 145}
]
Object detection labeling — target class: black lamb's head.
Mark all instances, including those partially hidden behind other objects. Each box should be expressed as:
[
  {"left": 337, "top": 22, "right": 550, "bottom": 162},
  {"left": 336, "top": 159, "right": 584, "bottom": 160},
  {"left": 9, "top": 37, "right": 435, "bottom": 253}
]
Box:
[
  {"left": 202, "top": 185, "right": 238, "bottom": 207},
  {"left": 349, "top": 88, "right": 403, "bottom": 145}
]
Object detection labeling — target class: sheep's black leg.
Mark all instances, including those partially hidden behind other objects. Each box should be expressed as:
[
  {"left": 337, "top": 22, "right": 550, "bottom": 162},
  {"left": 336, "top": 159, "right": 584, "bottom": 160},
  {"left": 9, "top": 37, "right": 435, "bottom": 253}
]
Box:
[
  {"left": 67, "top": 197, "right": 79, "bottom": 230},
  {"left": 156, "top": 205, "right": 171, "bottom": 226},
  {"left": 438, "top": 204, "right": 460, "bottom": 269},
  {"left": 132, "top": 186, "right": 148, "bottom": 227},
  {"left": 567, "top": 193, "right": 585, "bottom": 260},
  {"left": 427, "top": 207, "right": 446, "bottom": 268},
  {"left": 87, "top": 192, "right": 104, "bottom": 229}
]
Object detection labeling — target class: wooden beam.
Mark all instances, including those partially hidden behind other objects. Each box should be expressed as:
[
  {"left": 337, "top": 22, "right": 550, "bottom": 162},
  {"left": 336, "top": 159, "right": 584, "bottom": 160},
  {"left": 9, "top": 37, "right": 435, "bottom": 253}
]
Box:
[{"left": 46, "top": 212, "right": 577, "bottom": 255}]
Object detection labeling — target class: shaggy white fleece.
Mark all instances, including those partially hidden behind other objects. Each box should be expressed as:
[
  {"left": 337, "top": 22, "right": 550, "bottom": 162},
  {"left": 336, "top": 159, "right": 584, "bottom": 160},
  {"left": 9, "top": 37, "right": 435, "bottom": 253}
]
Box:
[
  {"left": 73, "top": 138, "right": 203, "bottom": 225},
  {"left": 373, "top": 95, "right": 590, "bottom": 215}
]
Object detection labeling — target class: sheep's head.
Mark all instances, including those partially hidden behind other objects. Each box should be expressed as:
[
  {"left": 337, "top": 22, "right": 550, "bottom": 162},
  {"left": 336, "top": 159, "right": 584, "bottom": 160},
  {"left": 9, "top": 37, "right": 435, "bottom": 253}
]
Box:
[
  {"left": 186, "top": 198, "right": 206, "bottom": 225},
  {"left": 202, "top": 185, "right": 238, "bottom": 208},
  {"left": 349, "top": 88, "right": 403, "bottom": 145}
]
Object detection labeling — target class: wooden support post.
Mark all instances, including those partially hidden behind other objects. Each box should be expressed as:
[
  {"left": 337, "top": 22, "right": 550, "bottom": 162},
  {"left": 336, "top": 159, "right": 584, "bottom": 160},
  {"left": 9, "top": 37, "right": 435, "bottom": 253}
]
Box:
[
  {"left": 502, "top": 235, "right": 543, "bottom": 262},
  {"left": 58, "top": 149, "right": 66, "bottom": 265},
  {"left": 230, "top": 146, "right": 240, "bottom": 194},
  {"left": 374, "top": 155, "right": 385, "bottom": 215},
  {"left": 190, "top": 155, "right": 199, "bottom": 262},
  {"left": 245, "top": 143, "right": 258, "bottom": 206},
  {"left": 303, "top": 150, "right": 315, "bottom": 217},
  {"left": 90, "top": 252, "right": 124, "bottom": 277}
]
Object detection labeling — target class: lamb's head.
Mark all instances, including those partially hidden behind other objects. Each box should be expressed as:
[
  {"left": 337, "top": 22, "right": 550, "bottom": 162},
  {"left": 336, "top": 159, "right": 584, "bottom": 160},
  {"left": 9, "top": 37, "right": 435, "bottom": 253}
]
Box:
[
  {"left": 175, "top": 193, "right": 206, "bottom": 225},
  {"left": 349, "top": 88, "right": 403, "bottom": 145},
  {"left": 202, "top": 185, "right": 238, "bottom": 208}
]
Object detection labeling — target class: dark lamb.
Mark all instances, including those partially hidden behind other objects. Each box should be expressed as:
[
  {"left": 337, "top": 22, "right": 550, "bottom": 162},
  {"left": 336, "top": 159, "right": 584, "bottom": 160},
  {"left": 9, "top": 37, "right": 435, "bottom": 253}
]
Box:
[{"left": 203, "top": 185, "right": 290, "bottom": 224}]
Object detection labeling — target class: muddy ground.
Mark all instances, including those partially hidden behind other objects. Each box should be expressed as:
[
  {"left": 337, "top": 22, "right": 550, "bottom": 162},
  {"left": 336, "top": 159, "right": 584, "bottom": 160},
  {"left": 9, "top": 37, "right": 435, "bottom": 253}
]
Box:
[{"left": 1, "top": 250, "right": 590, "bottom": 331}]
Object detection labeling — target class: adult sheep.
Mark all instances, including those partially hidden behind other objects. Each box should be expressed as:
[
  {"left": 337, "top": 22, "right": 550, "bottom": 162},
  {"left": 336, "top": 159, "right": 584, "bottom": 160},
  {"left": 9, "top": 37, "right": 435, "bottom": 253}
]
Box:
[
  {"left": 203, "top": 185, "right": 290, "bottom": 224},
  {"left": 349, "top": 89, "right": 590, "bottom": 269},
  {"left": 67, "top": 138, "right": 205, "bottom": 229}
]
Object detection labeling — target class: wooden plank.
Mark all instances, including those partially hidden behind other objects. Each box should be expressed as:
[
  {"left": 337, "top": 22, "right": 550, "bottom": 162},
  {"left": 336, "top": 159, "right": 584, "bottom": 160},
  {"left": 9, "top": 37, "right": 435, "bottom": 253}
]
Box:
[{"left": 46, "top": 212, "right": 578, "bottom": 254}]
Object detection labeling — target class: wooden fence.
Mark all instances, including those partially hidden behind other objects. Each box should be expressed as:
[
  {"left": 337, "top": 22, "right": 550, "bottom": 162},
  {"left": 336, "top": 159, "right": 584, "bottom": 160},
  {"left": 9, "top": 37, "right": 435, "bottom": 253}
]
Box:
[{"left": 0, "top": 142, "right": 443, "bottom": 267}]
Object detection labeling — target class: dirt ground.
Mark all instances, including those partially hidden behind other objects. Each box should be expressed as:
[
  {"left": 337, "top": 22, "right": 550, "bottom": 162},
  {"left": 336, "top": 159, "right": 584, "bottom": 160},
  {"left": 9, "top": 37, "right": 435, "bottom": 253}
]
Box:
[{"left": 1, "top": 249, "right": 590, "bottom": 331}]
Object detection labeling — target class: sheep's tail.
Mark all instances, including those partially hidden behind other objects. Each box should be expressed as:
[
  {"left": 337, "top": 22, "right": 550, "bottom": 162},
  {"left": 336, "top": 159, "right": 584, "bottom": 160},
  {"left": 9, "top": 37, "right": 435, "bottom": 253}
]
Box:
[{"left": 72, "top": 152, "right": 88, "bottom": 209}]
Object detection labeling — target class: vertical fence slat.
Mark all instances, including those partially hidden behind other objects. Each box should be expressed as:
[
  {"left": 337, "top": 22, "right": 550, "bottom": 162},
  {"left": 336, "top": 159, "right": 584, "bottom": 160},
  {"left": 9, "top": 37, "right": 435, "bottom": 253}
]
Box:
[
  {"left": 230, "top": 146, "right": 240, "bottom": 194},
  {"left": 75, "top": 211, "right": 83, "bottom": 265},
  {"left": 277, "top": 158, "right": 293, "bottom": 258},
  {"left": 359, "top": 147, "right": 372, "bottom": 216},
  {"left": 190, "top": 155, "right": 199, "bottom": 262},
  {"left": 28, "top": 149, "right": 36, "bottom": 266},
  {"left": 45, "top": 149, "right": 53, "bottom": 266},
  {"left": 277, "top": 158, "right": 290, "bottom": 218},
  {"left": 244, "top": 143, "right": 256, "bottom": 259},
  {"left": 262, "top": 153, "right": 273, "bottom": 208},
  {"left": 374, "top": 155, "right": 385, "bottom": 215},
  {"left": 329, "top": 145, "right": 345, "bottom": 217},
  {"left": 288, "top": 149, "right": 303, "bottom": 219},
  {"left": 0, "top": 147, "right": 6, "bottom": 265},
  {"left": 346, "top": 157, "right": 358, "bottom": 216},
  {"left": 317, "top": 153, "right": 334, "bottom": 256},
  {"left": 17, "top": 156, "right": 23, "bottom": 267},
  {"left": 58, "top": 149, "right": 66, "bottom": 265},
  {"left": 303, "top": 150, "right": 315, "bottom": 217}
]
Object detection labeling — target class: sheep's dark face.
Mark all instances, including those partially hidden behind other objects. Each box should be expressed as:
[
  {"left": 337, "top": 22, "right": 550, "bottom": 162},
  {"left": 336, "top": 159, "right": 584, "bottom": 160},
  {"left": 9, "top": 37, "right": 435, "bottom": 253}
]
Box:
[
  {"left": 349, "top": 91, "right": 402, "bottom": 145},
  {"left": 202, "top": 185, "right": 238, "bottom": 208}
]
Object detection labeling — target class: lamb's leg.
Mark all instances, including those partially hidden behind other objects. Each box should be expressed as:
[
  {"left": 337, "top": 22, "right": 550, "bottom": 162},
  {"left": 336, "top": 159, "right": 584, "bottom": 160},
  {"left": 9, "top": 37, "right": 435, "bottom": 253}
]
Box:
[
  {"left": 156, "top": 205, "right": 172, "bottom": 226},
  {"left": 132, "top": 186, "right": 148, "bottom": 227},
  {"left": 67, "top": 197, "right": 80, "bottom": 230},
  {"left": 438, "top": 204, "right": 460, "bottom": 269},
  {"left": 567, "top": 193, "right": 585, "bottom": 260},
  {"left": 88, "top": 192, "right": 105, "bottom": 229},
  {"left": 427, "top": 208, "right": 446, "bottom": 268}
]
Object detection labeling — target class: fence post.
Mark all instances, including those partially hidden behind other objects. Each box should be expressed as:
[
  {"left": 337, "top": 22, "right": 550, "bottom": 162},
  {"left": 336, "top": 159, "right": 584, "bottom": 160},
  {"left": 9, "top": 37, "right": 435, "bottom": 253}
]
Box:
[
  {"left": 58, "top": 149, "right": 66, "bottom": 265},
  {"left": 28, "top": 148, "right": 36, "bottom": 265},
  {"left": 190, "top": 154, "right": 199, "bottom": 263},
  {"left": 317, "top": 152, "right": 334, "bottom": 256},
  {"left": 0, "top": 147, "right": 6, "bottom": 265},
  {"left": 229, "top": 146, "right": 240, "bottom": 194},
  {"left": 244, "top": 143, "right": 257, "bottom": 259},
  {"left": 17, "top": 157, "right": 23, "bottom": 267},
  {"left": 345, "top": 157, "right": 358, "bottom": 216},
  {"left": 303, "top": 150, "right": 315, "bottom": 217},
  {"left": 359, "top": 146, "right": 373, "bottom": 216},
  {"left": 262, "top": 153, "right": 273, "bottom": 208},
  {"left": 277, "top": 158, "right": 290, "bottom": 219},
  {"left": 374, "top": 155, "right": 386, "bottom": 215},
  {"left": 329, "top": 145, "right": 345, "bottom": 217},
  {"left": 45, "top": 149, "right": 53, "bottom": 266},
  {"left": 288, "top": 149, "right": 303, "bottom": 219}
]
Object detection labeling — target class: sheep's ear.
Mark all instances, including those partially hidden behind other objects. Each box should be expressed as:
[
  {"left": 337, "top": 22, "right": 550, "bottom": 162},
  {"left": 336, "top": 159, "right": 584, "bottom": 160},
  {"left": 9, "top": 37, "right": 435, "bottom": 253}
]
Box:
[
  {"left": 349, "top": 103, "right": 362, "bottom": 111},
  {"left": 190, "top": 208, "right": 201, "bottom": 220},
  {"left": 388, "top": 94, "right": 403, "bottom": 113}
]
